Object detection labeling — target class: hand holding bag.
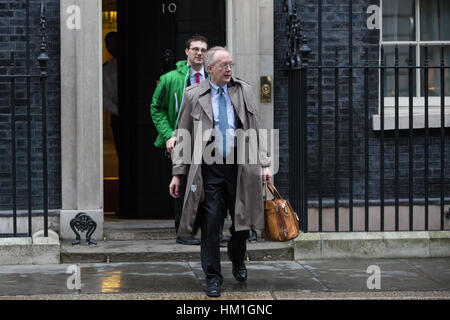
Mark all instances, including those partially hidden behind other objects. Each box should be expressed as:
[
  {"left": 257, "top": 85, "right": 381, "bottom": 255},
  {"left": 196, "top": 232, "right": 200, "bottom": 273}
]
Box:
[{"left": 264, "top": 182, "right": 300, "bottom": 242}]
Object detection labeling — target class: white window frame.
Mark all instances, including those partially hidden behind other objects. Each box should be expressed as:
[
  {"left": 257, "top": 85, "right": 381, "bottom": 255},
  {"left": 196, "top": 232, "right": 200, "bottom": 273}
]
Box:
[{"left": 373, "top": 0, "right": 450, "bottom": 130}]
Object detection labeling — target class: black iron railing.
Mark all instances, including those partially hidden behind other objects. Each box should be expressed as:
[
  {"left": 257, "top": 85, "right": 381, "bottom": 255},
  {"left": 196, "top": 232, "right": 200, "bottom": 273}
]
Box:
[
  {"left": 285, "top": 0, "right": 450, "bottom": 233},
  {"left": 0, "top": 1, "right": 49, "bottom": 237}
]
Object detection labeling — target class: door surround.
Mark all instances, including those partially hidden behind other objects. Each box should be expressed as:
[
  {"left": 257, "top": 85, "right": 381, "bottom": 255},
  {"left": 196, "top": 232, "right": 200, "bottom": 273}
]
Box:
[
  {"left": 59, "top": 0, "right": 273, "bottom": 240},
  {"left": 60, "top": 0, "right": 104, "bottom": 240}
]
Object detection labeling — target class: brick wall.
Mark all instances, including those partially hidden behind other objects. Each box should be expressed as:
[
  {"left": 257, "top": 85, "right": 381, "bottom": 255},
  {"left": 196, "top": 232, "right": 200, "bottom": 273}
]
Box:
[
  {"left": 0, "top": 0, "right": 61, "bottom": 212},
  {"left": 274, "top": 0, "right": 450, "bottom": 205}
]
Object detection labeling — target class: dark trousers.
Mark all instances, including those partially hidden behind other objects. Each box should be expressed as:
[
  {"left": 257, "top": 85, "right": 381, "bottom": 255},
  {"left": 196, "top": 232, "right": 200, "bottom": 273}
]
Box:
[{"left": 201, "top": 162, "right": 249, "bottom": 284}]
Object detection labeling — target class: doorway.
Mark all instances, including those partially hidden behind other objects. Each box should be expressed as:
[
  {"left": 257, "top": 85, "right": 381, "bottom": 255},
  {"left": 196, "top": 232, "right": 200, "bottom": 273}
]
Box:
[
  {"left": 102, "top": 0, "right": 226, "bottom": 219},
  {"left": 103, "top": 0, "right": 119, "bottom": 217}
]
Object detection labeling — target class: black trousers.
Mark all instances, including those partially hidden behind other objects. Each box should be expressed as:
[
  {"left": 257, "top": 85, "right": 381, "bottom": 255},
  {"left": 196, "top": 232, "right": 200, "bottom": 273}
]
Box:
[
  {"left": 201, "top": 162, "right": 249, "bottom": 284},
  {"left": 173, "top": 167, "right": 225, "bottom": 237}
]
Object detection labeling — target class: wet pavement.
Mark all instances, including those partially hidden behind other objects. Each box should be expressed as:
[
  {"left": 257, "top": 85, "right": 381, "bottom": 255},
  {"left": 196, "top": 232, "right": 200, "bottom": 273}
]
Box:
[{"left": 0, "top": 258, "right": 449, "bottom": 299}]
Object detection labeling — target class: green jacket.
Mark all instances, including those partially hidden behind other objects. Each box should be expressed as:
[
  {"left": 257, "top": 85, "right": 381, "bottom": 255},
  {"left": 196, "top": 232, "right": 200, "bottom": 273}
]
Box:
[{"left": 150, "top": 60, "right": 191, "bottom": 148}]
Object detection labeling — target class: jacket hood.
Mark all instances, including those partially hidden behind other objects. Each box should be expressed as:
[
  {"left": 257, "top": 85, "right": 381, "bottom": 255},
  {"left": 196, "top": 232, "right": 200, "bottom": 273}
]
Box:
[{"left": 176, "top": 60, "right": 189, "bottom": 73}]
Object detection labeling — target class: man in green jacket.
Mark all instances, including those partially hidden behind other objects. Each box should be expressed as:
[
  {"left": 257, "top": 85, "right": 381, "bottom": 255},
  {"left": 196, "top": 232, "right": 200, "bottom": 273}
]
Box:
[{"left": 150, "top": 35, "right": 208, "bottom": 245}]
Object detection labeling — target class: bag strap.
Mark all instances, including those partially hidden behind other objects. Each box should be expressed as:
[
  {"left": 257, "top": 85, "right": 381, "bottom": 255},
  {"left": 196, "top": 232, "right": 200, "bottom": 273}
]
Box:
[
  {"left": 265, "top": 182, "right": 283, "bottom": 200},
  {"left": 269, "top": 183, "right": 283, "bottom": 199},
  {"left": 265, "top": 182, "right": 268, "bottom": 200}
]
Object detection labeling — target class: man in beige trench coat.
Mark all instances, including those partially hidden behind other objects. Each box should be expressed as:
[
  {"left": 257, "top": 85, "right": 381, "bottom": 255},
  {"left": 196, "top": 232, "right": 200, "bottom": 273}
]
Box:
[{"left": 169, "top": 47, "right": 272, "bottom": 297}]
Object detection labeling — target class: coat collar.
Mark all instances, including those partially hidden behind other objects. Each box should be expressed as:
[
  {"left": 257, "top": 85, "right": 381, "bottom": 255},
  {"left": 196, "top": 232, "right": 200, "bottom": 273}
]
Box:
[
  {"left": 227, "top": 80, "right": 245, "bottom": 126},
  {"left": 198, "top": 80, "right": 213, "bottom": 122}
]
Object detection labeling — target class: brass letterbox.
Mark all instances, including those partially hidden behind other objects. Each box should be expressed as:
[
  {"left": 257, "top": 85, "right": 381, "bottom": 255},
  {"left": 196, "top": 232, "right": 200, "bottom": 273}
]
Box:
[{"left": 260, "top": 76, "right": 272, "bottom": 103}]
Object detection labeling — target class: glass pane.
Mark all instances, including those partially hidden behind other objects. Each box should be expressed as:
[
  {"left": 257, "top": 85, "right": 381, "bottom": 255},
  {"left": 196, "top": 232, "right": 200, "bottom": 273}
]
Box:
[
  {"left": 420, "top": 0, "right": 450, "bottom": 41},
  {"left": 383, "top": 0, "right": 416, "bottom": 41},
  {"left": 384, "top": 45, "right": 417, "bottom": 97},
  {"left": 420, "top": 46, "right": 450, "bottom": 96}
]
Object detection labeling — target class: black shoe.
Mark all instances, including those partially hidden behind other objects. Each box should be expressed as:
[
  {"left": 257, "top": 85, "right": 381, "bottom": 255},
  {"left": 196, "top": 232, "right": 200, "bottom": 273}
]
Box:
[
  {"left": 205, "top": 280, "right": 222, "bottom": 298},
  {"left": 232, "top": 263, "right": 247, "bottom": 282},
  {"left": 176, "top": 236, "right": 201, "bottom": 245},
  {"left": 227, "top": 241, "right": 247, "bottom": 282},
  {"left": 248, "top": 229, "right": 257, "bottom": 242},
  {"left": 220, "top": 234, "right": 230, "bottom": 242}
]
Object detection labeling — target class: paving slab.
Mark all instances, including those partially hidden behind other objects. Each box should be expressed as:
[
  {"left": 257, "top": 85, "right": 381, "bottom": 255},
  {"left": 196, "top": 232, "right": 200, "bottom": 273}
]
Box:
[
  {"left": 0, "top": 264, "right": 80, "bottom": 296},
  {"left": 76, "top": 262, "right": 201, "bottom": 294},
  {"left": 297, "top": 258, "right": 450, "bottom": 292},
  {"left": 0, "top": 262, "right": 200, "bottom": 296},
  {"left": 400, "top": 258, "right": 450, "bottom": 290},
  {"left": 0, "top": 292, "right": 275, "bottom": 300},
  {"left": 188, "top": 261, "right": 327, "bottom": 292},
  {"left": 273, "top": 291, "right": 450, "bottom": 300}
]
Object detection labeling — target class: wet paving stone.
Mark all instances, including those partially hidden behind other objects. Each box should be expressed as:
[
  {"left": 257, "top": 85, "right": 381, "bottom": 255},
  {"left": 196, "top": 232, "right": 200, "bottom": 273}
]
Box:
[
  {"left": 188, "top": 261, "right": 327, "bottom": 292},
  {"left": 0, "top": 258, "right": 449, "bottom": 298},
  {"left": 297, "top": 258, "right": 450, "bottom": 292}
]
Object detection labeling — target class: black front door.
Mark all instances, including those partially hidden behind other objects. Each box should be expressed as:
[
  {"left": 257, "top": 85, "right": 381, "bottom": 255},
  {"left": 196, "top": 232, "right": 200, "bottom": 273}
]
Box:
[{"left": 117, "top": 0, "right": 226, "bottom": 218}]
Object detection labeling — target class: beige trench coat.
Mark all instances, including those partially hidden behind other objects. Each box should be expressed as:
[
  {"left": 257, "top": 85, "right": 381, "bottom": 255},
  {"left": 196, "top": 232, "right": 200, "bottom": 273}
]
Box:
[{"left": 172, "top": 77, "right": 270, "bottom": 238}]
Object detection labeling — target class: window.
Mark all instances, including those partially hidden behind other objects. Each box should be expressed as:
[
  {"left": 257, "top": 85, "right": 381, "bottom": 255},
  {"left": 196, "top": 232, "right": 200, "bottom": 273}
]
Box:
[{"left": 374, "top": 0, "right": 450, "bottom": 130}]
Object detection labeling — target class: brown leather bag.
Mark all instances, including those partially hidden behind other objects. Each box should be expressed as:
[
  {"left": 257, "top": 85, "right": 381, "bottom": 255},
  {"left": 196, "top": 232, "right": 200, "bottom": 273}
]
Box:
[{"left": 264, "top": 182, "right": 300, "bottom": 242}]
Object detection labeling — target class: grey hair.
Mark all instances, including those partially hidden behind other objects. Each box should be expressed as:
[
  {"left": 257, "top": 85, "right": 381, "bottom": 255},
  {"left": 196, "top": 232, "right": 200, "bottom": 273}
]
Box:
[{"left": 205, "top": 46, "right": 230, "bottom": 68}]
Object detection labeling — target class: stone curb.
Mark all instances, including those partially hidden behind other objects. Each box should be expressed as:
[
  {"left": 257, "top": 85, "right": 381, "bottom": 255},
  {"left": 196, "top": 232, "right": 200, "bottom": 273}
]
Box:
[
  {"left": 0, "top": 230, "right": 60, "bottom": 265},
  {"left": 1, "top": 291, "right": 449, "bottom": 300},
  {"left": 294, "top": 231, "right": 450, "bottom": 260},
  {"left": 60, "top": 240, "right": 293, "bottom": 263}
]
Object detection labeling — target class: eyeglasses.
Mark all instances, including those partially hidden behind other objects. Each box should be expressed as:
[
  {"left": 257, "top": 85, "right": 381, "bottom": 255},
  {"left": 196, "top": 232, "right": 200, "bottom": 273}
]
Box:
[
  {"left": 216, "top": 62, "right": 234, "bottom": 70},
  {"left": 189, "top": 47, "right": 207, "bottom": 53}
]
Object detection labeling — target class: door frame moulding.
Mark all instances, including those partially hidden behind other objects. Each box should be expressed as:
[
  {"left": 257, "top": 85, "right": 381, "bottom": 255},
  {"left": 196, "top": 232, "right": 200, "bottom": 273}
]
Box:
[{"left": 59, "top": 0, "right": 104, "bottom": 240}]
